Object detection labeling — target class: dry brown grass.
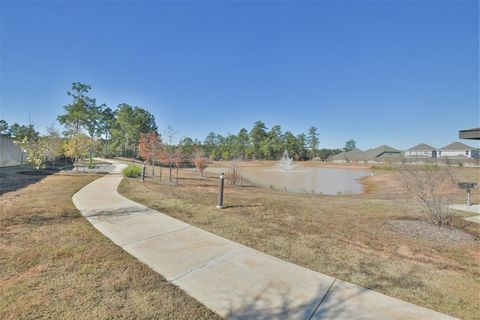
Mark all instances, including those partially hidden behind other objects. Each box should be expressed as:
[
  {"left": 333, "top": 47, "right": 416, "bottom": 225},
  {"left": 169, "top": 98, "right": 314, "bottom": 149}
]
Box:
[
  {"left": 119, "top": 164, "right": 480, "bottom": 320},
  {"left": 0, "top": 170, "right": 220, "bottom": 320}
]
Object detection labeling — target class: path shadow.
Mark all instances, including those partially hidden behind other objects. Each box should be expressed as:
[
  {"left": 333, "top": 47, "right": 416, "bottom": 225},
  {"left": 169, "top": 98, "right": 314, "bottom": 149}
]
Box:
[
  {"left": 222, "top": 276, "right": 429, "bottom": 319},
  {"left": 84, "top": 205, "right": 154, "bottom": 219},
  {"left": 223, "top": 204, "right": 263, "bottom": 209},
  {"left": 222, "top": 280, "right": 356, "bottom": 319}
]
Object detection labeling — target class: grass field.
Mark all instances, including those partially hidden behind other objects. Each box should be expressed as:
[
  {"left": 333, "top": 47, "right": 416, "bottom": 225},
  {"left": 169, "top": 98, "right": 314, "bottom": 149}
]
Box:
[
  {"left": 0, "top": 169, "right": 220, "bottom": 319},
  {"left": 118, "top": 162, "right": 480, "bottom": 320}
]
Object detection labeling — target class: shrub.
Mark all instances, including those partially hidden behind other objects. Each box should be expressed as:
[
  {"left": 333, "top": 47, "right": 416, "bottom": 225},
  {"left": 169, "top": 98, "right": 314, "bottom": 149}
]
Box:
[
  {"left": 88, "top": 156, "right": 95, "bottom": 169},
  {"left": 194, "top": 157, "right": 209, "bottom": 176},
  {"left": 225, "top": 164, "right": 241, "bottom": 185},
  {"left": 399, "top": 164, "right": 456, "bottom": 226},
  {"left": 15, "top": 136, "right": 46, "bottom": 170},
  {"left": 122, "top": 165, "right": 141, "bottom": 178}
]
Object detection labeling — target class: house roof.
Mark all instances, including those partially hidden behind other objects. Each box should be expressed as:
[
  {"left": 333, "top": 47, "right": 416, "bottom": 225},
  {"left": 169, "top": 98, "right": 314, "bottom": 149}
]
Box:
[
  {"left": 363, "top": 145, "right": 400, "bottom": 158},
  {"left": 440, "top": 141, "right": 474, "bottom": 151},
  {"left": 331, "top": 148, "right": 364, "bottom": 160},
  {"left": 407, "top": 143, "right": 437, "bottom": 151},
  {"left": 345, "top": 147, "right": 363, "bottom": 154}
]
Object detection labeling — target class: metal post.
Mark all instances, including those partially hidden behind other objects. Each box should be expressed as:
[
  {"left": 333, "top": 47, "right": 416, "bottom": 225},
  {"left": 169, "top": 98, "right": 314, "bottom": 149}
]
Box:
[
  {"left": 141, "top": 162, "right": 146, "bottom": 182},
  {"left": 467, "top": 188, "right": 471, "bottom": 206},
  {"left": 217, "top": 173, "right": 225, "bottom": 209}
]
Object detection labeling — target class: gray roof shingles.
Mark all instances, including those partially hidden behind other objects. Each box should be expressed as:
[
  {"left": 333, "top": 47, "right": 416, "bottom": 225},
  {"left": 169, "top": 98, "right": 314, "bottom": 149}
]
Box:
[
  {"left": 440, "top": 142, "right": 474, "bottom": 151},
  {"left": 407, "top": 143, "right": 437, "bottom": 151}
]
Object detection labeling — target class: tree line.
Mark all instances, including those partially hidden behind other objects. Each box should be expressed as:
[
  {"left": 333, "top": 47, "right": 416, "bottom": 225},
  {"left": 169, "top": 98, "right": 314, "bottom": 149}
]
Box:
[
  {"left": 196, "top": 123, "right": 348, "bottom": 161},
  {"left": 0, "top": 82, "right": 357, "bottom": 169}
]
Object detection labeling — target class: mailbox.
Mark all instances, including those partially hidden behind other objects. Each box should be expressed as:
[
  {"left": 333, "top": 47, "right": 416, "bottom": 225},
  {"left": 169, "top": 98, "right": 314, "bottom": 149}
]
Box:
[
  {"left": 458, "top": 182, "right": 477, "bottom": 190},
  {"left": 457, "top": 182, "right": 477, "bottom": 206}
]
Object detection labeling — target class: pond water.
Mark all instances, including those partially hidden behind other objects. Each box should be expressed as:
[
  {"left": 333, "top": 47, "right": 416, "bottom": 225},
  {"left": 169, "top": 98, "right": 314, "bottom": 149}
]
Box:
[{"left": 208, "top": 164, "right": 371, "bottom": 195}]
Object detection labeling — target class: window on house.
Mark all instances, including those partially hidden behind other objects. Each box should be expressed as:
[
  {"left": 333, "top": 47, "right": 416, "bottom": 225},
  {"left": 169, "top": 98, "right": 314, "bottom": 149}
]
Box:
[
  {"left": 466, "top": 151, "right": 469, "bottom": 155},
  {"left": 438, "top": 151, "right": 441, "bottom": 155}
]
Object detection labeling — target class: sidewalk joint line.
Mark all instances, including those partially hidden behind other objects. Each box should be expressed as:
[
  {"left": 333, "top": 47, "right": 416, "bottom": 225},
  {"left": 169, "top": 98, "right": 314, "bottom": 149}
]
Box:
[
  {"left": 120, "top": 225, "right": 191, "bottom": 247},
  {"left": 307, "top": 279, "right": 336, "bottom": 320},
  {"left": 170, "top": 246, "right": 246, "bottom": 283}
]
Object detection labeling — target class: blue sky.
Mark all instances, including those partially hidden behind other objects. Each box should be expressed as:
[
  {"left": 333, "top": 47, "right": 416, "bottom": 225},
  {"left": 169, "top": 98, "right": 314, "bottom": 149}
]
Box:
[{"left": 0, "top": 1, "right": 478, "bottom": 149}]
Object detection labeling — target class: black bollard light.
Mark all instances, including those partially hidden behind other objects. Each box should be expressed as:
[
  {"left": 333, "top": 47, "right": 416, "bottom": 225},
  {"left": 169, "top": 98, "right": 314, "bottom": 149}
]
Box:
[
  {"left": 217, "top": 173, "right": 225, "bottom": 209},
  {"left": 141, "top": 162, "right": 146, "bottom": 182},
  {"left": 467, "top": 187, "right": 471, "bottom": 207}
]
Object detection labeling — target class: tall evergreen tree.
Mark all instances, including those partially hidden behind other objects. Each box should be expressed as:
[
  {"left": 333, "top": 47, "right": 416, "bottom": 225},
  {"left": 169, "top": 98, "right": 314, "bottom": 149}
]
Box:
[
  {"left": 284, "top": 131, "right": 298, "bottom": 159},
  {"left": 250, "top": 121, "right": 268, "bottom": 159},
  {"left": 344, "top": 140, "right": 356, "bottom": 152},
  {"left": 57, "top": 82, "right": 91, "bottom": 136},
  {"left": 307, "top": 126, "right": 320, "bottom": 159},
  {"left": 0, "top": 120, "right": 10, "bottom": 136}
]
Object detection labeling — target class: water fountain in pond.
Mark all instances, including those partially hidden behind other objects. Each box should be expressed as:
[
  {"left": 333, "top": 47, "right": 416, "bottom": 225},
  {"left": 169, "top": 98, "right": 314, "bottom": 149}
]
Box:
[{"left": 277, "top": 150, "right": 295, "bottom": 170}]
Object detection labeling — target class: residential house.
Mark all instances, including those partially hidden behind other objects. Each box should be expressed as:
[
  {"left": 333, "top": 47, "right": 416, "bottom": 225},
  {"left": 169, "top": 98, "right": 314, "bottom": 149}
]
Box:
[
  {"left": 331, "top": 148, "right": 364, "bottom": 163},
  {"left": 438, "top": 142, "right": 479, "bottom": 159},
  {"left": 362, "top": 145, "right": 401, "bottom": 160},
  {"left": 404, "top": 143, "right": 437, "bottom": 158}
]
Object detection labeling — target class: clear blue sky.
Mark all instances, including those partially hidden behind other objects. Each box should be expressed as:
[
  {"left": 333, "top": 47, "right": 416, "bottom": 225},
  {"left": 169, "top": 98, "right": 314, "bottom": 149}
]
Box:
[{"left": 0, "top": 0, "right": 478, "bottom": 149}]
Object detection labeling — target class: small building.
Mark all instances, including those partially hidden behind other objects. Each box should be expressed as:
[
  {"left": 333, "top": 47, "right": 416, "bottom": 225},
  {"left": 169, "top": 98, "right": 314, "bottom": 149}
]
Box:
[
  {"left": 362, "top": 145, "right": 401, "bottom": 160},
  {"left": 404, "top": 143, "right": 437, "bottom": 158},
  {"left": 330, "top": 148, "right": 364, "bottom": 163},
  {"left": 438, "top": 142, "right": 479, "bottom": 159}
]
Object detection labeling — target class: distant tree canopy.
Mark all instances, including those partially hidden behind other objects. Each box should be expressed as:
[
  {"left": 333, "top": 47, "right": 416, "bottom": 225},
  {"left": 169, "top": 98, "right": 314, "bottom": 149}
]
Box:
[
  {"left": 56, "top": 82, "right": 157, "bottom": 158},
  {"left": 193, "top": 122, "right": 341, "bottom": 162},
  {"left": 9, "top": 123, "right": 39, "bottom": 140},
  {"left": 3, "top": 82, "right": 348, "bottom": 172},
  {"left": 113, "top": 103, "right": 157, "bottom": 157},
  {"left": 344, "top": 140, "right": 356, "bottom": 152},
  {"left": 0, "top": 120, "right": 9, "bottom": 136},
  {"left": 55, "top": 82, "right": 345, "bottom": 162}
]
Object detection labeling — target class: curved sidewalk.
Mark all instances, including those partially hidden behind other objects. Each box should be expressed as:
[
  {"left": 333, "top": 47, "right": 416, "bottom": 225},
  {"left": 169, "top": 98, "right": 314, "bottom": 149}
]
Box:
[{"left": 72, "top": 160, "right": 457, "bottom": 319}]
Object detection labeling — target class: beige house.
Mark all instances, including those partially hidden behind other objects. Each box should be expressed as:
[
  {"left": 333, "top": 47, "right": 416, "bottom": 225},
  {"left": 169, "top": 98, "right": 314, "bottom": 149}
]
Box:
[
  {"left": 404, "top": 143, "right": 437, "bottom": 158},
  {"left": 438, "top": 142, "right": 479, "bottom": 159}
]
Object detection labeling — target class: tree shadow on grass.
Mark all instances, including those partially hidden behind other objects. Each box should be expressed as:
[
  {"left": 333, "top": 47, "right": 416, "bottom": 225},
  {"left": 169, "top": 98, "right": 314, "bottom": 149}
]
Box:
[
  {"left": 21, "top": 209, "right": 83, "bottom": 226},
  {"left": 2, "top": 208, "right": 83, "bottom": 228},
  {"left": 0, "top": 166, "right": 60, "bottom": 196}
]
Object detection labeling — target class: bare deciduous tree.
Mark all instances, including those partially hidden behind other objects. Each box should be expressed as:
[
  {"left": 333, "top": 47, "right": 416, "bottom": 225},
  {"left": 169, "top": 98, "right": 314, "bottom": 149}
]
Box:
[
  {"left": 399, "top": 164, "right": 456, "bottom": 226},
  {"left": 174, "top": 151, "right": 182, "bottom": 184},
  {"left": 226, "top": 158, "right": 242, "bottom": 185},
  {"left": 162, "top": 125, "right": 179, "bottom": 182}
]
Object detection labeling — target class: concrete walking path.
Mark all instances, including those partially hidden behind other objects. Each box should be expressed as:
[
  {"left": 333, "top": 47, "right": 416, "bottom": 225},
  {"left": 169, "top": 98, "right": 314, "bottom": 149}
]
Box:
[
  {"left": 72, "top": 159, "right": 457, "bottom": 319},
  {"left": 450, "top": 204, "right": 480, "bottom": 224}
]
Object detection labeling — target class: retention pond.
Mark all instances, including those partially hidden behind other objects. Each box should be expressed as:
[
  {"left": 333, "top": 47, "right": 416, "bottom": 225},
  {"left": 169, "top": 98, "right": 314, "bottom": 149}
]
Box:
[{"left": 209, "top": 164, "right": 371, "bottom": 195}]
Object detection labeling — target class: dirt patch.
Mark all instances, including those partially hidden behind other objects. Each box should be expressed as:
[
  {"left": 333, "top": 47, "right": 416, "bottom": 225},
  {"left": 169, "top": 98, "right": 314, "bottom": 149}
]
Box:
[{"left": 387, "top": 220, "right": 476, "bottom": 245}]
